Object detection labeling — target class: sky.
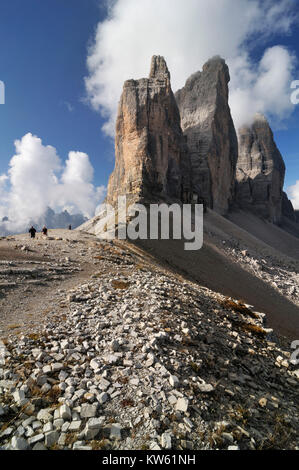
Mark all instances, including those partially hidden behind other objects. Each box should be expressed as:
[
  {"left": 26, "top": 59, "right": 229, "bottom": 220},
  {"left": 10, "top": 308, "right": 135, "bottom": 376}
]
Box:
[{"left": 0, "top": 0, "right": 299, "bottom": 230}]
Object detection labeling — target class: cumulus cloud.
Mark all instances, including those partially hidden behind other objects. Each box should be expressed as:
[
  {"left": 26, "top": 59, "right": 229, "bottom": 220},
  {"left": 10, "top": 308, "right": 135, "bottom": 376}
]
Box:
[
  {"left": 0, "top": 133, "right": 106, "bottom": 233},
  {"left": 85, "top": 0, "right": 297, "bottom": 135},
  {"left": 288, "top": 180, "right": 299, "bottom": 210},
  {"left": 229, "top": 46, "right": 296, "bottom": 128}
]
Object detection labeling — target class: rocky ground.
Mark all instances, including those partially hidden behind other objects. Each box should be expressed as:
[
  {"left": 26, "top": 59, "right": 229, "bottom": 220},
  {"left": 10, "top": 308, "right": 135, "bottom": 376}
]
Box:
[
  {"left": 0, "top": 230, "right": 298, "bottom": 450},
  {"left": 207, "top": 230, "right": 299, "bottom": 308}
]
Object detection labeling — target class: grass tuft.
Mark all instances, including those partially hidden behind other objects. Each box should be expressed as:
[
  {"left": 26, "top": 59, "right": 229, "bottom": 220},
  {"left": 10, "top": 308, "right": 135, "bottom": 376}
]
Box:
[
  {"left": 220, "top": 298, "right": 259, "bottom": 319},
  {"left": 111, "top": 280, "right": 130, "bottom": 290}
]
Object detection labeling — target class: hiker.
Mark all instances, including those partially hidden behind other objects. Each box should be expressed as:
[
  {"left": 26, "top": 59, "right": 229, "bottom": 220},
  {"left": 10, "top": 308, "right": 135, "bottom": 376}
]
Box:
[
  {"left": 42, "top": 226, "right": 48, "bottom": 236},
  {"left": 29, "top": 226, "right": 37, "bottom": 239},
  {"left": 68, "top": 224, "right": 72, "bottom": 230}
]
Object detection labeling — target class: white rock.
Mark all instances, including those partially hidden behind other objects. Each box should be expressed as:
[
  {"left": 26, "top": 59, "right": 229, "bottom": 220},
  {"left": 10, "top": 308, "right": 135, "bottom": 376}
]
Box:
[
  {"left": 28, "top": 434, "right": 44, "bottom": 445},
  {"left": 37, "top": 409, "right": 52, "bottom": 423},
  {"left": 97, "top": 392, "right": 109, "bottom": 405},
  {"left": 40, "top": 383, "right": 51, "bottom": 394},
  {"left": 10, "top": 436, "right": 29, "bottom": 450},
  {"left": 87, "top": 417, "right": 105, "bottom": 430},
  {"left": 72, "top": 442, "right": 92, "bottom": 450},
  {"left": 51, "top": 363, "right": 63, "bottom": 372},
  {"left": 45, "top": 431, "right": 59, "bottom": 448},
  {"left": 32, "top": 442, "right": 47, "bottom": 450},
  {"left": 68, "top": 420, "right": 82, "bottom": 432},
  {"left": 42, "top": 365, "right": 52, "bottom": 374},
  {"left": 59, "top": 404, "right": 72, "bottom": 421},
  {"left": 150, "top": 441, "right": 161, "bottom": 450},
  {"left": 13, "top": 389, "right": 27, "bottom": 406},
  {"left": 53, "top": 419, "right": 64, "bottom": 430},
  {"left": 61, "top": 422, "right": 70, "bottom": 432},
  {"left": 104, "top": 354, "right": 119, "bottom": 365},
  {"left": 175, "top": 397, "right": 189, "bottom": 412},
  {"left": 43, "top": 422, "right": 53, "bottom": 433},
  {"left": 161, "top": 433, "right": 172, "bottom": 449},
  {"left": 80, "top": 403, "right": 97, "bottom": 418},
  {"left": 110, "top": 423, "right": 122, "bottom": 440},
  {"left": 90, "top": 358, "right": 101, "bottom": 371},
  {"left": 98, "top": 378, "right": 110, "bottom": 391},
  {"left": 130, "top": 378, "right": 139, "bottom": 386},
  {"left": 169, "top": 375, "right": 179, "bottom": 388},
  {"left": 198, "top": 383, "right": 214, "bottom": 393}
]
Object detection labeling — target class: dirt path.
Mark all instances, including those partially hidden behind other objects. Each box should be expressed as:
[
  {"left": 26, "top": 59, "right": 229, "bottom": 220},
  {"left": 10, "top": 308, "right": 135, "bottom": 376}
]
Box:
[{"left": 0, "top": 230, "right": 100, "bottom": 338}]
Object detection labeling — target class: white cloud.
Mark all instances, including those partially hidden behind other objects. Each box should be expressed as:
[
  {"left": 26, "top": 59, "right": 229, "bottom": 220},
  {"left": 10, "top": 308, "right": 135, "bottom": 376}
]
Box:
[
  {"left": 85, "top": 0, "right": 297, "bottom": 135},
  {"left": 229, "top": 46, "right": 296, "bottom": 128},
  {"left": 288, "top": 180, "right": 299, "bottom": 210},
  {"left": 0, "top": 133, "right": 106, "bottom": 233}
]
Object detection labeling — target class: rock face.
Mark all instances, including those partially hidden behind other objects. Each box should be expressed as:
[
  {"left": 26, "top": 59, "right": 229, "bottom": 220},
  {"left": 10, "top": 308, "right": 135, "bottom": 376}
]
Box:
[
  {"left": 282, "top": 192, "right": 297, "bottom": 222},
  {"left": 236, "top": 114, "right": 286, "bottom": 224},
  {"left": 175, "top": 56, "right": 238, "bottom": 214},
  {"left": 106, "top": 56, "right": 191, "bottom": 206}
]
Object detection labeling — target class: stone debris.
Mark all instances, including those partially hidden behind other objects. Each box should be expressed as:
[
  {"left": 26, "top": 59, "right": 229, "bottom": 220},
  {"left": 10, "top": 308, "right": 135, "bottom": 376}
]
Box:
[
  {"left": 219, "top": 239, "right": 299, "bottom": 308},
  {"left": 0, "top": 237, "right": 298, "bottom": 451}
]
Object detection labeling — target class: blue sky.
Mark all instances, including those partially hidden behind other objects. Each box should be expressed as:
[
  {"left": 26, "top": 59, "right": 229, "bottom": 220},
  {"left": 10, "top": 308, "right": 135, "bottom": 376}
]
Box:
[
  {"left": 0, "top": 0, "right": 298, "bottom": 214},
  {"left": 0, "top": 0, "right": 113, "bottom": 188}
]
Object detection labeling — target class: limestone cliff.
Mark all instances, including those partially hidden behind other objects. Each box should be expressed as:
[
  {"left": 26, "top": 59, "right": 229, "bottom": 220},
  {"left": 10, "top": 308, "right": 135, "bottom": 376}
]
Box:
[
  {"left": 236, "top": 114, "right": 286, "bottom": 224},
  {"left": 106, "top": 56, "right": 191, "bottom": 206},
  {"left": 282, "top": 192, "right": 297, "bottom": 222},
  {"left": 175, "top": 56, "right": 238, "bottom": 214}
]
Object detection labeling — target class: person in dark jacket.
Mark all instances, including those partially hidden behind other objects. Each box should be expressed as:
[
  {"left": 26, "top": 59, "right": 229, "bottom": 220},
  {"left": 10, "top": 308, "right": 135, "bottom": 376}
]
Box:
[
  {"left": 42, "top": 226, "right": 48, "bottom": 236},
  {"left": 29, "top": 226, "right": 37, "bottom": 238}
]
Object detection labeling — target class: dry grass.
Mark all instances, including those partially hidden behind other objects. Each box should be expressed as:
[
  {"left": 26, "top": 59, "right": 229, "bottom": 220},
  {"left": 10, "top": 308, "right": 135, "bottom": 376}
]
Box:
[
  {"left": 241, "top": 323, "right": 267, "bottom": 338},
  {"left": 121, "top": 398, "right": 135, "bottom": 407},
  {"left": 111, "top": 280, "right": 130, "bottom": 290},
  {"left": 258, "top": 414, "right": 294, "bottom": 450},
  {"left": 27, "top": 382, "right": 61, "bottom": 406},
  {"left": 135, "top": 263, "right": 147, "bottom": 272},
  {"left": 220, "top": 298, "right": 259, "bottom": 319},
  {"left": 64, "top": 432, "right": 78, "bottom": 447},
  {"left": 118, "top": 376, "right": 129, "bottom": 385},
  {"left": 7, "top": 324, "right": 22, "bottom": 330},
  {"left": 189, "top": 361, "right": 201, "bottom": 374},
  {"left": 27, "top": 333, "right": 40, "bottom": 341},
  {"left": 90, "top": 439, "right": 110, "bottom": 450}
]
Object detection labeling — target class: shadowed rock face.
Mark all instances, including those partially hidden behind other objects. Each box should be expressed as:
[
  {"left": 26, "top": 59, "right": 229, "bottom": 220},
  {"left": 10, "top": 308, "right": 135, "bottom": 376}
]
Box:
[
  {"left": 236, "top": 114, "right": 286, "bottom": 224},
  {"left": 175, "top": 56, "right": 238, "bottom": 215},
  {"left": 282, "top": 192, "right": 296, "bottom": 222},
  {"left": 106, "top": 56, "right": 191, "bottom": 206}
]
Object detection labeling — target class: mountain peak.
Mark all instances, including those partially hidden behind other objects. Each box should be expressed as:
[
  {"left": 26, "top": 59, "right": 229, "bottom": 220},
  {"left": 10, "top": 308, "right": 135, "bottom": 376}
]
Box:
[{"left": 149, "top": 55, "right": 170, "bottom": 80}]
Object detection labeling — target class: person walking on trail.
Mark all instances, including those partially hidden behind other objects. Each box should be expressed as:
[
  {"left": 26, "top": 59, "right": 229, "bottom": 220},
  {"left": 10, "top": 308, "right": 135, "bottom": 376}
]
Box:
[
  {"left": 29, "top": 226, "right": 37, "bottom": 239},
  {"left": 42, "top": 226, "right": 48, "bottom": 236}
]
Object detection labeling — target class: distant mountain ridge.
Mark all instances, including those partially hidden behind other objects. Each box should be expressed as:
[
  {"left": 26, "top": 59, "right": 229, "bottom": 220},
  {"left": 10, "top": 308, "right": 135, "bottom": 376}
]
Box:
[{"left": 0, "top": 207, "right": 87, "bottom": 236}]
